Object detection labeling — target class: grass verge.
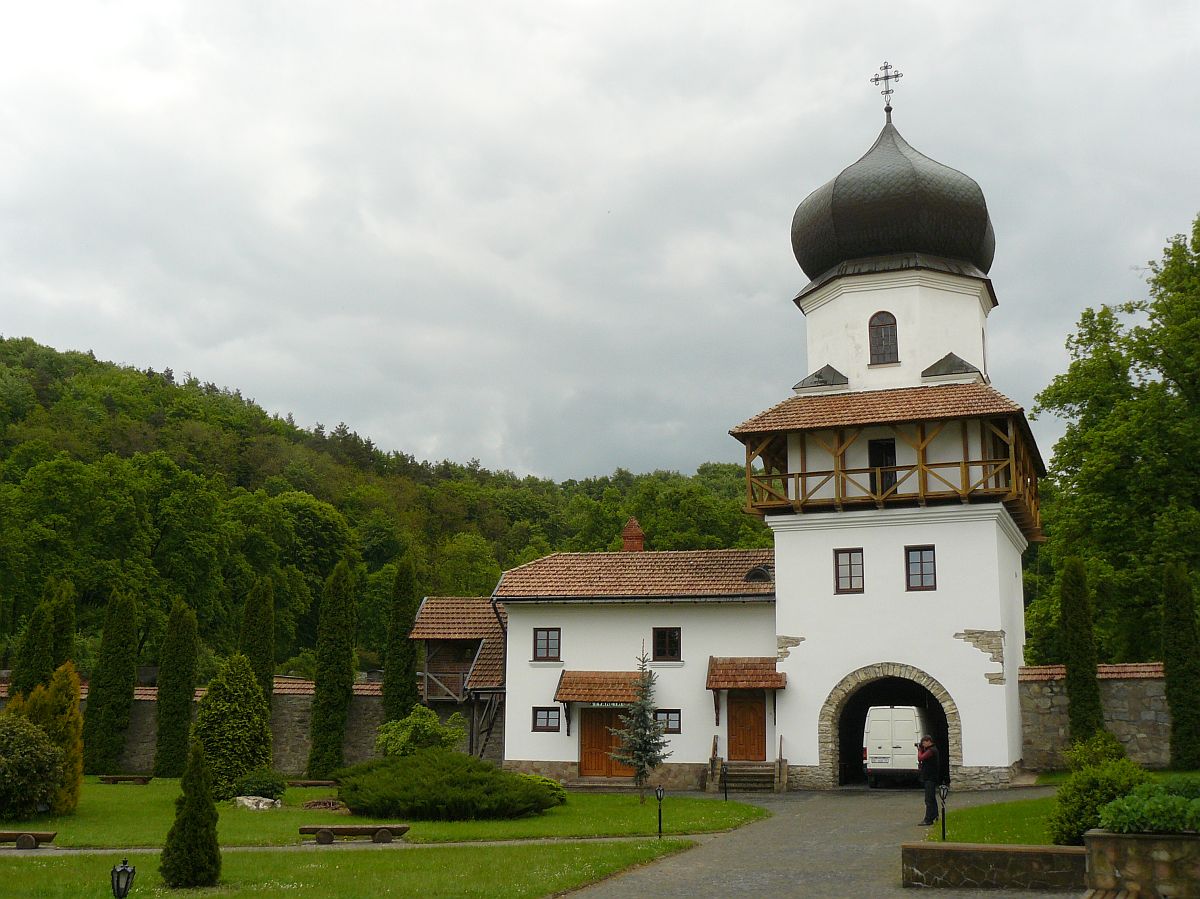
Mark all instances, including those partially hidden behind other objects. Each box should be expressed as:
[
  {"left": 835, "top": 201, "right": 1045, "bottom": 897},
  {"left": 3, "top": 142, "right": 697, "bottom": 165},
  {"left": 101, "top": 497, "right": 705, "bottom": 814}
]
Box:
[
  {"left": 0, "top": 839, "right": 693, "bottom": 897},
  {"left": 928, "top": 795, "right": 1056, "bottom": 844}
]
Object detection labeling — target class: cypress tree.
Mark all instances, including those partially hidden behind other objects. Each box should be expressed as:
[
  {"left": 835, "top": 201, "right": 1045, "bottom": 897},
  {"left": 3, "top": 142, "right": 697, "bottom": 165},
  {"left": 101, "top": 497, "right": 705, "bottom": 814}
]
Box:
[
  {"left": 159, "top": 740, "right": 221, "bottom": 888},
  {"left": 239, "top": 577, "right": 276, "bottom": 709},
  {"left": 1162, "top": 562, "right": 1200, "bottom": 769},
  {"left": 382, "top": 556, "right": 421, "bottom": 721},
  {"left": 610, "top": 647, "right": 672, "bottom": 804},
  {"left": 81, "top": 590, "right": 138, "bottom": 774},
  {"left": 7, "top": 661, "right": 84, "bottom": 814},
  {"left": 155, "top": 600, "right": 199, "bottom": 778},
  {"left": 192, "top": 654, "right": 272, "bottom": 799},
  {"left": 49, "top": 579, "right": 76, "bottom": 669},
  {"left": 307, "top": 559, "right": 356, "bottom": 778},
  {"left": 1058, "top": 557, "right": 1105, "bottom": 742},
  {"left": 9, "top": 601, "right": 55, "bottom": 699}
]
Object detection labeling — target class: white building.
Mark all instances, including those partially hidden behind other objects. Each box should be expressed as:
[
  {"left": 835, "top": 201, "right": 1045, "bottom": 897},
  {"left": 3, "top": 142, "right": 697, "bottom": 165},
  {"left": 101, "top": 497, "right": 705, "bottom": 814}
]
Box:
[{"left": 496, "top": 103, "right": 1044, "bottom": 790}]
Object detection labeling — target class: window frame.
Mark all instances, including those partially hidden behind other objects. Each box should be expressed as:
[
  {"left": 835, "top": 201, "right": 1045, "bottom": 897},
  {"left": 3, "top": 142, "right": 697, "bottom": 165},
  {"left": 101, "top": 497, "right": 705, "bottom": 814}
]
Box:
[
  {"left": 833, "top": 547, "right": 865, "bottom": 594},
  {"left": 905, "top": 545, "right": 937, "bottom": 591},
  {"left": 654, "top": 709, "right": 682, "bottom": 734},
  {"left": 531, "top": 706, "right": 561, "bottom": 732},
  {"left": 652, "top": 626, "right": 682, "bottom": 662},
  {"left": 869, "top": 311, "right": 899, "bottom": 365},
  {"left": 532, "top": 627, "right": 561, "bottom": 661}
]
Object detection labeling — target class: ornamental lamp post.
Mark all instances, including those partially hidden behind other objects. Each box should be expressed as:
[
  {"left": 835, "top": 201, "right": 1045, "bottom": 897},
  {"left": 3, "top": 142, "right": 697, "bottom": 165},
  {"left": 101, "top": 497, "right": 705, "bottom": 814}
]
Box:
[
  {"left": 938, "top": 784, "right": 949, "bottom": 842},
  {"left": 111, "top": 857, "right": 136, "bottom": 898},
  {"left": 655, "top": 785, "right": 665, "bottom": 838}
]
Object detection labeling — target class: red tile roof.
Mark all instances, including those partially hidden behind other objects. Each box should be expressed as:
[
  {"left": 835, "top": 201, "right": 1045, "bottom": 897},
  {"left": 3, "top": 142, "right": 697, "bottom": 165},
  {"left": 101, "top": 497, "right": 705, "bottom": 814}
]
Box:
[
  {"left": 554, "top": 671, "right": 640, "bottom": 703},
  {"left": 495, "top": 549, "right": 775, "bottom": 601},
  {"left": 730, "top": 383, "right": 1023, "bottom": 436},
  {"left": 0, "top": 676, "right": 384, "bottom": 702},
  {"left": 1018, "top": 663, "right": 1164, "bottom": 682},
  {"left": 706, "top": 656, "right": 787, "bottom": 690},
  {"left": 410, "top": 597, "right": 507, "bottom": 690}
]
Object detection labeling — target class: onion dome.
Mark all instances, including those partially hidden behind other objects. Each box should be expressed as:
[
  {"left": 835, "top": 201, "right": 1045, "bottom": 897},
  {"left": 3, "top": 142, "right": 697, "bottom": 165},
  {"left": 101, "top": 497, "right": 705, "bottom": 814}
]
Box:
[{"left": 791, "top": 113, "right": 995, "bottom": 282}]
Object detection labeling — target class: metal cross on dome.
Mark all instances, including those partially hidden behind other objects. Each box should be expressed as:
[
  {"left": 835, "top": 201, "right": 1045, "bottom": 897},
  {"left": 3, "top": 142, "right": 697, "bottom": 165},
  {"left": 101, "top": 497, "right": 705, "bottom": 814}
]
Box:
[{"left": 871, "top": 61, "right": 903, "bottom": 108}]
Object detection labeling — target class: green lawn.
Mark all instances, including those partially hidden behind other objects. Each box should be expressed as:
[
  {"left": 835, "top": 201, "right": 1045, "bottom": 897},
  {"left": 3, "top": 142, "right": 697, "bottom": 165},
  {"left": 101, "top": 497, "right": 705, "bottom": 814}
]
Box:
[
  {"left": 0, "top": 840, "right": 693, "bottom": 897},
  {"left": 6, "top": 778, "right": 766, "bottom": 847},
  {"left": 930, "top": 795, "right": 1056, "bottom": 844}
]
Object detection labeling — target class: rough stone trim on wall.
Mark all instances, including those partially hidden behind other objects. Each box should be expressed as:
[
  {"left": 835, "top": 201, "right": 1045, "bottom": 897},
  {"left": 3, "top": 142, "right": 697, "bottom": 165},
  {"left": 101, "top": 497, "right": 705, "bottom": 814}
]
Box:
[
  {"left": 953, "top": 629, "right": 1005, "bottom": 685},
  {"left": 813, "top": 662, "right": 963, "bottom": 789},
  {"left": 777, "top": 635, "right": 804, "bottom": 659},
  {"left": 504, "top": 760, "right": 708, "bottom": 791},
  {"left": 902, "top": 841, "right": 1085, "bottom": 890}
]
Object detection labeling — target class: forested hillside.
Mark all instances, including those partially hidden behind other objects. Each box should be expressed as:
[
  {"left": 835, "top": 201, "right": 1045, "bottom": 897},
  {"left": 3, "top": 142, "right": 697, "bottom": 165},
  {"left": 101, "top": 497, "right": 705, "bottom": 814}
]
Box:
[{"left": 0, "top": 336, "right": 769, "bottom": 677}]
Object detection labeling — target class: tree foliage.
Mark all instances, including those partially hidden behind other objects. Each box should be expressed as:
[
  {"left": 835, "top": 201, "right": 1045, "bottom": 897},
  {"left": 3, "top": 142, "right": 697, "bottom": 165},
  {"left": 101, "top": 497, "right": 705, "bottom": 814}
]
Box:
[
  {"left": 0, "top": 714, "right": 62, "bottom": 821},
  {"left": 239, "top": 577, "right": 276, "bottom": 706},
  {"left": 1058, "top": 558, "right": 1105, "bottom": 743},
  {"left": 1032, "top": 216, "right": 1200, "bottom": 661},
  {"left": 382, "top": 556, "right": 421, "bottom": 721},
  {"left": 610, "top": 648, "right": 672, "bottom": 803},
  {"left": 307, "top": 560, "right": 356, "bottom": 778},
  {"left": 81, "top": 590, "right": 138, "bottom": 774},
  {"left": 375, "top": 705, "right": 466, "bottom": 756},
  {"left": 5, "top": 661, "right": 83, "bottom": 814},
  {"left": 1162, "top": 562, "right": 1200, "bottom": 769},
  {"left": 159, "top": 740, "right": 221, "bottom": 889},
  {"left": 191, "top": 654, "right": 272, "bottom": 800},
  {"left": 9, "top": 599, "right": 55, "bottom": 699},
  {"left": 155, "top": 600, "right": 199, "bottom": 778}
]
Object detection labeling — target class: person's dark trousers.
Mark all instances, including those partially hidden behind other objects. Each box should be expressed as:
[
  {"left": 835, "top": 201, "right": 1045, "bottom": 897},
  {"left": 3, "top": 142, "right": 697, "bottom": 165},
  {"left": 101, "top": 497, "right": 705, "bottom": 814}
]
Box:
[{"left": 923, "top": 779, "right": 938, "bottom": 824}]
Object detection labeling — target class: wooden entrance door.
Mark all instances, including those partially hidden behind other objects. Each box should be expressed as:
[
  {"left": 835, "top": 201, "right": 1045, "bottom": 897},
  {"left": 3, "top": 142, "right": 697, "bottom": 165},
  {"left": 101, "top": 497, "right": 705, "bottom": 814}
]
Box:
[
  {"left": 727, "top": 691, "right": 766, "bottom": 761},
  {"left": 579, "top": 709, "right": 635, "bottom": 777}
]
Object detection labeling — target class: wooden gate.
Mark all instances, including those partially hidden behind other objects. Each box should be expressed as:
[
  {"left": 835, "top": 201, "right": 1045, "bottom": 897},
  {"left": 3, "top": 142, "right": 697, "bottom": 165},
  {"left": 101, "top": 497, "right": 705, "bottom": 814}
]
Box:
[
  {"left": 580, "top": 708, "right": 635, "bottom": 777},
  {"left": 727, "top": 691, "right": 766, "bottom": 761}
]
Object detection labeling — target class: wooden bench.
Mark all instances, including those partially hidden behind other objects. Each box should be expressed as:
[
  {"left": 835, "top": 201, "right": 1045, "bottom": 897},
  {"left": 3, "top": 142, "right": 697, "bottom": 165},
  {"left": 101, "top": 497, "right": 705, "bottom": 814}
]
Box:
[
  {"left": 299, "top": 824, "right": 409, "bottom": 844},
  {"left": 99, "top": 775, "right": 152, "bottom": 785},
  {"left": 287, "top": 779, "right": 337, "bottom": 788},
  {"left": 0, "top": 831, "right": 57, "bottom": 849}
]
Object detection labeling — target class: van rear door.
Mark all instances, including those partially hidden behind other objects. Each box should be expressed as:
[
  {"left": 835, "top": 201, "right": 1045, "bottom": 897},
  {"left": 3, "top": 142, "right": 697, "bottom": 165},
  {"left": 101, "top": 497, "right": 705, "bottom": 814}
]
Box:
[
  {"left": 891, "top": 712, "right": 919, "bottom": 772},
  {"left": 865, "top": 707, "right": 893, "bottom": 769}
]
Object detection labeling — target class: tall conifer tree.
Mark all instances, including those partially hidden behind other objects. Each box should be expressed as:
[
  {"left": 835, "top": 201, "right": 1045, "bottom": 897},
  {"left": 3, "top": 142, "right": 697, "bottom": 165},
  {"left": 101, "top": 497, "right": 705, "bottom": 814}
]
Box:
[
  {"left": 82, "top": 590, "right": 138, "bottom": 774},
  {"left": 239, "top": 577, "right": 276, "bottom": 709},
  {"left": 160, "top": 740, "right": 221, "bottom": 888},
  {"left": 382, "top": 556, "right": 420, "bottom": 721},
  {"left": 1058, "top": 557, "right": 1104, "bottom": 742},
  {"left": 6, "top": 661, "right": 84, "bottom": 814},
  {"left": 307, "top": 559, "right": 356, "bottom": 778},
  {"left": 9, "top": 600, "right": 54, "bottom": 699},
  {"left": 1162, "top": 562, "right": 1200, "bottom": 769},
  {"left": 610, "top": 647, "right": 672, "bottom": 804},
  {"left": 155, "top": 600, "right": 199, "bottom": 777},
  {"left": 50, "top": 579, "right": 76, "bottom": 669}
]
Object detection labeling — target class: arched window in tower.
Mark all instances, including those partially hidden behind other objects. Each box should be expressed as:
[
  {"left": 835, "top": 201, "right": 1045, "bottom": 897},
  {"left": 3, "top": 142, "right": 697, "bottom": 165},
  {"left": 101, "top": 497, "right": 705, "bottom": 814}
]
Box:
[{"left": 869, "top": 311, "right": 898, "bottom": 364}]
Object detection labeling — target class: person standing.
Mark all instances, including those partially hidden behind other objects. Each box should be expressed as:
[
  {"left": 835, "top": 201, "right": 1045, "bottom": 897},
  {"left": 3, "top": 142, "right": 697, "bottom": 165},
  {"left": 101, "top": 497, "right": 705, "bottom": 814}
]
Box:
[{"left": 917, "top": 734, "right": 940, "bottom": 826}]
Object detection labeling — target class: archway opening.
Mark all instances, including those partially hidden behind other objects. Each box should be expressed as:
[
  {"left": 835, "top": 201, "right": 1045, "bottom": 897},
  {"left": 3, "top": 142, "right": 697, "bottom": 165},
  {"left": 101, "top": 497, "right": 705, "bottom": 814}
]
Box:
[{"left": 835, "top": 676, "right": 950, "bottom": 786}]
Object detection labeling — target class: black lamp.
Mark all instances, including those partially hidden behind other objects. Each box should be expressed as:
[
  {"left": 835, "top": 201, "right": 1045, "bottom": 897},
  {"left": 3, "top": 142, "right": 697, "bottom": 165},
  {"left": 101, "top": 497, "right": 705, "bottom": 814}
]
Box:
[
  {"left": 111, "top": 857, "right": 136, "bottom": 898},
  {"left": 655, "top": 785, "right": 665, "bottom": 838}
]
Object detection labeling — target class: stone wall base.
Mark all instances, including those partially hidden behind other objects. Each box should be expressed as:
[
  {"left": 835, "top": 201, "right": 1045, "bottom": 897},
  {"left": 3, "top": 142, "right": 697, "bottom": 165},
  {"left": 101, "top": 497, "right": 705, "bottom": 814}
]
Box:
[
  {"left": 1085, "top": 828, "right": 1200, "bottom": 898},
  {"left": 787, "top": 762, "right": 1020, "bottom": 792},
  {"left": 504, "top": 760, "right": 708, "bottom": 790},
  {"left": 901, "top": 842, "right": 1085, "bottom": 891}
]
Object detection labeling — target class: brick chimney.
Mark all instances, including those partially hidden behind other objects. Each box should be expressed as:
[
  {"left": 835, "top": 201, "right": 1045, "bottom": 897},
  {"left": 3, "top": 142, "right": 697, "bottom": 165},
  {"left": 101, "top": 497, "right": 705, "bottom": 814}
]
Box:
[{"left": 620, "top": 517, "right": 645, "bottom": 552}]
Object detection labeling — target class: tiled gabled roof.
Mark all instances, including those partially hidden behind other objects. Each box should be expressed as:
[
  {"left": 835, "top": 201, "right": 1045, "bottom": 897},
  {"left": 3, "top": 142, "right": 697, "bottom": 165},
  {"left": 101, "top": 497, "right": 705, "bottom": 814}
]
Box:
[
  {"left": 409, "top": 597, "right": 507, "bottom": 690},
  {"left": 495, "top": 549, "right": 775, "bottom": 601},
  {"left": 554, "top": 670, "right": 640, "bottom": 703},
  {"left": 706, "top": 656, "right": 787, "bottom": 690},
  {"left": 730, "top": 383, "right": 1023, "bottom": 436},
  {"left": 0, "top": 677, "right": 384, "bottom": 702},
  {"left": 1018, "top": 662, "right": 1164, "bottom": 682}
]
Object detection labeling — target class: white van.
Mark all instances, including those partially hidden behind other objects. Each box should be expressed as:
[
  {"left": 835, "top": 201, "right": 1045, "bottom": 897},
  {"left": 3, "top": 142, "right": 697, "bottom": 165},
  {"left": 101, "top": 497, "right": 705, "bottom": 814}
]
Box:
[{"left": 862, "top": 705, "right": 929, "bottom": 787}]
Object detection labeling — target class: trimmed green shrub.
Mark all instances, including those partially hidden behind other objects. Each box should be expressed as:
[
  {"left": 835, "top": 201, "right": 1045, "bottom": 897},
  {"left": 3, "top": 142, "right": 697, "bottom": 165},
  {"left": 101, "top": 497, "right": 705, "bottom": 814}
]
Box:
[
  {"left": 1058, "top": 558, "right": 1104, "bottom": 742},
  {"left": 1162, "top": 562, "right": 1200, "bottom": 769},
  {"left": 0, "top": 714, "right": 62, "bottom": 820},
  {"left": 1100, "top": 789, "right": 1200, "bottom": 834},
  {"left": 1049, "top": 757, "right": 1151, "bottom": 845},
  {"left": 338, "top": 749, "right": 559, "bottom": 820},
  {"left": 375, "top": 705, "right": 466, "bottom": 757},
  {"left": 307, "top": 559, "right": 356, "bottom": 778},
  {"left": 192, "top": 654, "right": 272, "bottom": 800},
  {"left": 160, "top": 740, "right": 221, "bottom": 888},
  {"left": 9, "top": 601, "right": 54, "bottom": 699},
  {"left": 1154, "top": 774, "right": 1200, "bottom": 800},
  {"left": 81, "top": 590, "right": 138, "bottom": 774},
  {"left": 5, "top": 662, "right": 83, "bottom": 814},
  {"left": 239, "top": 577, "right": 276, "bottom": 706},
  {"left": 233, "top": 768, "right": 287, "bottom": 801},
  {"left": 1063, "top": 730, "right": 1126, "bottom": 771},
  {"left": 519, "top": 773, "right": 567, "bottom": 805},
  {"left": 382, "top": 556, "right": 420, "bottom": 721},
  {"left": 154, "top": 600, "right": 198, "bottom": 778}
]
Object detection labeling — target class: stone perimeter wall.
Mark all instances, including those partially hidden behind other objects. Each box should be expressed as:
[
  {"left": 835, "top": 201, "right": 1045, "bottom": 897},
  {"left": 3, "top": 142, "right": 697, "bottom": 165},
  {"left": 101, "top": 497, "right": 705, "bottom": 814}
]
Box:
[
  {"left": 1020, "top": 673, "right": 1170, "bottom": 770},
  {"left": 901, "top": 842, "right": 1086, "bottom": 891},
  {"left": 505, "top": 760, "right": 709, "bottom": 791},
  {"left": 1085, "top": 830, "right": 1200, "bottom": 898}
]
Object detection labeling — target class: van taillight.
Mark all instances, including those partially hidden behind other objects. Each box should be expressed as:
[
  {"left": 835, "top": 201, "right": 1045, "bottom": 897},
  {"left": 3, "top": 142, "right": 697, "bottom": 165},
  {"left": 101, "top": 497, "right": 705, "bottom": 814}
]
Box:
[{"left": 862, "top": 747, "right": 867, "bottom": 760}]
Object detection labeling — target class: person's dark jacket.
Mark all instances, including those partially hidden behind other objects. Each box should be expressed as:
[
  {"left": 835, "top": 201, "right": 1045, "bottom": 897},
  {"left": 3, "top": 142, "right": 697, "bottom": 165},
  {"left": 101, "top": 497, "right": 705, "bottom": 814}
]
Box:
[{"left": 918, "top": 745, "right": 939, "bottom": 782}]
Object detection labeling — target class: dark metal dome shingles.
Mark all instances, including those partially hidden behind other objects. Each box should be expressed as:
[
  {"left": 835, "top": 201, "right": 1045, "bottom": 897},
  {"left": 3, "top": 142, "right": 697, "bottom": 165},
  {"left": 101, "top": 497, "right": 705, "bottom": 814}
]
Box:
[{"left": 791, "top": 119, "right": 995, "bottom": 282}]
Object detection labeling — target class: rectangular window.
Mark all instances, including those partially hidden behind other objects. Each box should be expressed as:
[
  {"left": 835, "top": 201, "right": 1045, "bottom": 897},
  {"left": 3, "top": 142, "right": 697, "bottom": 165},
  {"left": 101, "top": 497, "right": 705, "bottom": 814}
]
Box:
[
  {"left": 654, "top": 709, "right": 681, "bottom": 734},
  {"left": 906, "top": 545, "right": 937, "bottom": 591},
  {"left": 652, "top": 627, "right": 682, "bottom": 662},
  {"left": 834, "top": 548, "right": 864, "bottom": 593},
  {"left": 532, "top": 707, "right": 561, "bottom": 732},
  {"left": 533, "top": 627, "right": 561, "bottom": 661}
]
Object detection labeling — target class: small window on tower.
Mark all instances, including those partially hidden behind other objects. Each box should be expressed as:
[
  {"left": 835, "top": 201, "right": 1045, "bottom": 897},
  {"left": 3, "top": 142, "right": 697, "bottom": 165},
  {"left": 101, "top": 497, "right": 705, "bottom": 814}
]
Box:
[
  {"left": 869, "top": 311, "right": 899, "bottom": 364},
  {"left": 652, "top": 627, "right": 682, "bottom": 662},
  {"left": 905, "top": 545, "right": 937, "bottom": 591},
  {"left": 533, "top": 627, "right": 561, "bottom": 661},
  {"left": 834, "top": 548, "right": 864, "bottom": 593}
]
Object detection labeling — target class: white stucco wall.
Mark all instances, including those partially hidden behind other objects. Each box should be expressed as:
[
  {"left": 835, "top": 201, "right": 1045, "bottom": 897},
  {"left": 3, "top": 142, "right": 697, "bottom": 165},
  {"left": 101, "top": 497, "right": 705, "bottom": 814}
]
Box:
[
  {"left": 798, "top": 270, "right": 993, "bottom": 391},
  {"left": 768, "top": 504, "right": 1027, "bottom": 770},
  {"left": 503, "top": 602, "right": 777, "bottom": 766}
]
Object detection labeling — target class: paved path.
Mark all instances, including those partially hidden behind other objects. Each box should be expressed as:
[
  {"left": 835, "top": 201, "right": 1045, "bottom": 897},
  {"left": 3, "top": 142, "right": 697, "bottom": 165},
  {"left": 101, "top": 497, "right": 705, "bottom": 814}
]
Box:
[{"left": 570, "top": 786, "right": 1082, "bottom": 899}]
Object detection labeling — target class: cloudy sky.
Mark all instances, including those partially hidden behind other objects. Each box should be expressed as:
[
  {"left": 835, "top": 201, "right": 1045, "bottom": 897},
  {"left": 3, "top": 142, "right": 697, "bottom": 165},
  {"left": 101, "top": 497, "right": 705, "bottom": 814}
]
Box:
[{"left": 2, "top": 2, "right": 1197, "bottom": 481}]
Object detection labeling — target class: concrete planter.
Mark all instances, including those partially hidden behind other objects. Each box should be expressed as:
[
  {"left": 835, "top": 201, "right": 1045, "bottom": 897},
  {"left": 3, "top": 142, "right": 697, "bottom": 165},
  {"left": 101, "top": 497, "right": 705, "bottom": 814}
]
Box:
[{"left": 1084, "top": 828, "right": 1200, "bottom": 898}]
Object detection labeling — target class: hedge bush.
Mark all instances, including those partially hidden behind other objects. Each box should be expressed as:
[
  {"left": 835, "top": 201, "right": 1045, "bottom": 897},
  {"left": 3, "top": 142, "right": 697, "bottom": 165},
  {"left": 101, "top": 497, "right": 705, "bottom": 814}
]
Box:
[
  {"left": 1049, "top": 757, "right": 1151, "bottom": 845},
  {"left": 0, "top": 714, "right": 62, "bottom": 820},
  {"left": 338, "top": 749, "right": 559, "bottom": 820},
  {"left": 5, "top": 662, "right": 83, "bottom": 814},
  {"left": 1063, "top": 730, "right": 1126, "bottom": 771},
  {"left": 519, "top": 773, "right": 567, "bottom": 806},
  {"left": 1100, "top": 789, "right": 1200, "bottom": 834},
  {"left": 233, "top": 768, "right": 287, "bottom": 802},
  {"left": 375, "top": 705, "right": 466, "bottom": 757}
]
